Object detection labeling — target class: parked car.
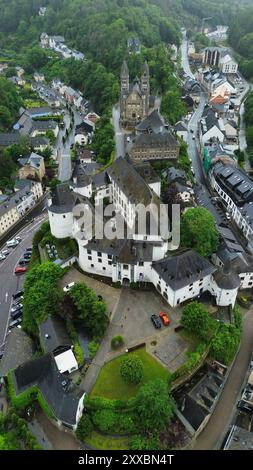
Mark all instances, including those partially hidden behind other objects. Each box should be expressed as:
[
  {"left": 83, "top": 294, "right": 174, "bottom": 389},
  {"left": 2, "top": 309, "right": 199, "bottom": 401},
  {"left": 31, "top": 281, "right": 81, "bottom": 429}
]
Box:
[
  {"left": 23, "top": 253, "right": 32, "bottom": 259},
  {"left": 11, "top": 304, "right": 23, "bottom": 313},
  {"left": 19, "top": 259, "right": 30, "bottom": 266},
  {"left": 63, "top": 282, "right": 75, "bottom": 292},
  {"left": 10, "top": 309, "right": 23, "bottom": 320},
  {"left": 12, "top": 290, "right": 24, "bottom": 300},
  {"left": 15, "top": 266, "right": 27, "bottom": 274},
  {"left": 7, "top": 239, "right": 19, "bottom": 248},
  {"left": 25, "top": 248, "right": 32, "bottom": 252},
  {"left": 0, "top": 254, "right": 6, "bottom": 261},
  {"left": 12, "top": 298, "right": 23, "bottom": 306},
  {"left": 151, "top": 314, "right": 162, "bottom": 329},
  {"left": 9, "top": 318, "right": 22, "bottom": 329},
  {"left": 159, "top": 311, "right": 170, "bottom": 326},
  {"left": 15, "top": 236, "right": 22, "bottom": 242},
  {"left": 237, "top": 400, "right": 253, "bottom": 414},
  {"left": 1, "top": 249, "right": 10, "bottom": 256}
]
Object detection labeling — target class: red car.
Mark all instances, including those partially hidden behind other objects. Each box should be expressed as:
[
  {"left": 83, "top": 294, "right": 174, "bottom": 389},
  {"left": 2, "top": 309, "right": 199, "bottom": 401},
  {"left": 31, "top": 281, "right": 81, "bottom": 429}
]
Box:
[
  {"left": 159, "top": 311, "right": 170, "bottom": 326},
  {"left": 15, "top": 266, "right": 27, "bottom": 274}
]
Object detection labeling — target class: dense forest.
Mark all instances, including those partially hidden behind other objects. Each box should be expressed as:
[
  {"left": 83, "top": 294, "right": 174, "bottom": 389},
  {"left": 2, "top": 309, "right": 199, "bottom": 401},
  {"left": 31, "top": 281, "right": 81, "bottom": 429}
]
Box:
[
  {"left": 0, "top": 77, "right": 22, "bottom": 131},
  {"left": 228, "top": 8, "right": 253, "bottom": 80}
]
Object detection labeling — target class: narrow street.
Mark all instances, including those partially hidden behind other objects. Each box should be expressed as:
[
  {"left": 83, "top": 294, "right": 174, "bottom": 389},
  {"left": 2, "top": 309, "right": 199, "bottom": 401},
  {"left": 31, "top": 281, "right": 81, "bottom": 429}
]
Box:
[
  {"left": 112, "top": 104, "right": 125, "bottom": 159},
  {"left": 193, "top": 308, "right": 253, "bottom": 449}
]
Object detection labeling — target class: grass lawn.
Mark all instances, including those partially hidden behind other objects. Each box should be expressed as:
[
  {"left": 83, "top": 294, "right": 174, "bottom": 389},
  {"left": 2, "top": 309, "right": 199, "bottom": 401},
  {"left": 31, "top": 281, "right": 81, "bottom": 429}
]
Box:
[
  {"left": 85, "top": 431, "right": 129, "bottom": 450},
  {"left": 90, "top": 347, "right": 169, "bottom": 400},
  {"left": 24, "top": 99, "right": 47, "bottom": 108}
]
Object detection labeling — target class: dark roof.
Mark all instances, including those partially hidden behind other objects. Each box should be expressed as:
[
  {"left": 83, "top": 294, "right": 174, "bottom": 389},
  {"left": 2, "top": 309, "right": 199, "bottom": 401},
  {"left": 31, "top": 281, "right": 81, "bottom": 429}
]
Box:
[
  {"left": 152, "top": 249, "right": 216, "bottom": 289},
  {"left": 135, "top": 109, "right": 164, "bottom": 134},
  {"left": 0, "top": 329, "right": 34, "bottom": 377},
  {"left": 39, "top": 316, "right": 72, "bottom": 354},
  {"left": 12, "top": 354, "right": 84, "bottom": 426},
  {"left": 107, "top": 156, "right": 153, "bottom": 206},
  {"left": 164, "top": 167, "right": 187, "bottom": 183},
  {"left": 133, "top": 131, "right": 179, "bottom": 149},
  {"left": 213, "top": 162, "right": 253, "bottom": 204},
  {"left": 134, "top": 162, "right": 160, "bottom": 185},
  {"left": 31, "top": 136, "right": 49, "bottom": 147},
  {"left": 85, "top": 237, "right": 153, "bottom": 264},
  {"left": 175, "top": 121, "right": 188, "bottom": 132},
  {"left": 213, "top": 262, "right": 241, "bottom": 289},
  {"left": 32, "top": 120, "right": 58, "bottom": 131},
  {"left": 0, "top": 132, "right": 21, "bottom": 147},
  {"left": 92, "top": 170, "right": 109, "bottom": 188},
  {"left": 49, "top": 183, "right": 75, "bottom": 214}
]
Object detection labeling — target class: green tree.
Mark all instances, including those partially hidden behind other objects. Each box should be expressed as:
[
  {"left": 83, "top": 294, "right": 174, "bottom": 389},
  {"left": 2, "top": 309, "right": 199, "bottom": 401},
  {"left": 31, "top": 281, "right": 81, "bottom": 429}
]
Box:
[
  {"left": 130, "top": 434, "right": 160, "bottom": 450},
  {"left": 76, "top": 414, "right": 93, "bottom": 440},
  {"left": 135, "top": 379, "right": 175, "bottom": 433},
  {"left": 68, "top": 283, "right": 109, "bottom": 338},
  {"left": 181, "top": 301, "right": 216, "bottom": 341},
  {"left": 180, "top": 207, "right": 220, "bottom": 257},
  {"left": 120, "top": 355, "right": 144, "bottom": 385}
]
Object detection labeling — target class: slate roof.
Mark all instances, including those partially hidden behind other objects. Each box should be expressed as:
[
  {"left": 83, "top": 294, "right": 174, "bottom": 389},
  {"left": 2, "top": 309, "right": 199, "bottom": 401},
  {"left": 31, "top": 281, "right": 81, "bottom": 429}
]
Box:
[
  {"left": 49, "top": 183, "right": 76, "bottom": 214},
  {"left": 39, "top": 316, "right": 72, "bottom": 354},
  {"left": 133, "top": 131, "right": 179, "bottom": 149},
  {"left": 152, "top": 249, "right": 216, "bottom": 290},
  {"left": 18, "top": 152, "right": 44, "bottom": 169},
  {"left": 213, "top": 162, "right": 253, "bottom": 203},
  {"left": 134, "top": 162, "right": 160, "bottom": 185},
  {"left": 213, "top": 263, "right": 241, "bottom": 289},
  {"left": 0, "top": 329, "right": 34, "bottom": 377},
  {"left": 31, "top": 136, "right": 49, "bottom": 147},
  {"left": 135, "top": 109, "right": 164, "bottom": 133},
  {"left": 107, "top": 156, "right": 153, "bottom": 206},
  {"left": 163, "top": 167, "right": 186, "bottom": 183},
  {"left": 0, "top": 132, "right": 21, "bottom": 147},
  {"left": 12, "top": 354, "right": 84, "bottom": 426}
]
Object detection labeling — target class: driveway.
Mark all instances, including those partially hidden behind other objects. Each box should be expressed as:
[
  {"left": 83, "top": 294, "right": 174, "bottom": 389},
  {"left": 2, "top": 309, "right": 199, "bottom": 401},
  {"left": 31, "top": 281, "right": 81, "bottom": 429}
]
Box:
[
  {"left": 79, "top": 286, "right": 190, "bottom": 393},
  {"left": 60, "top": 267, "right": 121, "bottom": 316}
]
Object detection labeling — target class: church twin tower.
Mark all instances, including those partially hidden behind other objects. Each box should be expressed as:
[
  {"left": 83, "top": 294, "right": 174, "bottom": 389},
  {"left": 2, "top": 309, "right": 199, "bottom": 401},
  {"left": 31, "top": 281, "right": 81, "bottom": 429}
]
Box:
[{"left": 120, "top": 60, "right": 150, "bottom": 126}]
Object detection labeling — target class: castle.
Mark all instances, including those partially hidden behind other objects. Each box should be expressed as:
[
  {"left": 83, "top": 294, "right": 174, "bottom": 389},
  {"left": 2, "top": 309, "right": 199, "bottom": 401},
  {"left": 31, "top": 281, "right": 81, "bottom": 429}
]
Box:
[{"left": 120, "top": 60, "right": 151, "bottom": 126}]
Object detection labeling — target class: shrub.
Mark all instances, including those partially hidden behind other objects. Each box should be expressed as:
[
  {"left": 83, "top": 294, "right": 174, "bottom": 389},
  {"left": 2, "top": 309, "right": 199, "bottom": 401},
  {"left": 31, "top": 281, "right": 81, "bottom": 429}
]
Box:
[
  {"left": 76, "top": 414, "right": 93, "bottom": 440},
  {"left": 120, "top": 355, "right": 144, "bottom": 385},
  {"left": 88, "top": 341, "right": 100, "bottom": 360},
  {"left": 92, "top": 409, "right": 118, "bottom": 433},
  {"left": 111, "top": 335, "right": 124, "bottom": 349}
]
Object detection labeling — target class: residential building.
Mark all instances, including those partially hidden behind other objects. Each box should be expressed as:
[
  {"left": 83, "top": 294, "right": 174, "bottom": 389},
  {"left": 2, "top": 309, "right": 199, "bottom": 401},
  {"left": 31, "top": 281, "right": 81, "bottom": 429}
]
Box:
[
  {"left": 209, "top": 162, "right": 253, "bottom": 253},
  {"left": 18, "top": 152, "right": 45, "bottom": 181},
  {"left": 34, "top": 72, "right": 45, "bottom": 82},
  {"left": 175, "top": 121, "right": 188, "bottom": 142},
  {"left": 199, "top": 107, "right": 225, "bottom": 146},
  {"left": 219, "top": 55, "right": 238, "bottom": 74},
  {"left": 39, "top": 316, "right": 78, "bottom": 374},
  {"left": 0, "top": 132, "right": 21, "bottom": 149},
  {"left": 11, "top": 354, "right": 85, "bottom": 430},
  {"left": 0, "top": 200, "right": 19, "bottom": 236}
]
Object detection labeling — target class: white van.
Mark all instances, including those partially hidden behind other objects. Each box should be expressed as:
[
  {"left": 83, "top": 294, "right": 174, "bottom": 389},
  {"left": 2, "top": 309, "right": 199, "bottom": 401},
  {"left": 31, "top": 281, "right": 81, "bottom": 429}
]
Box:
[
  {"left": 7, "top": 239, "right": 19, "bottom": 247},
  {"left": 63, "top": 282, "right": 75, "bottom": 292}
]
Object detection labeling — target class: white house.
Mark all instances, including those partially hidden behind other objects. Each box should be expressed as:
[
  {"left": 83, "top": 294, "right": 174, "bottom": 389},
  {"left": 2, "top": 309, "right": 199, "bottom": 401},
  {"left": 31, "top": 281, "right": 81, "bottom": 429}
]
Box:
[
  {"left": 219, "top": 55, "right": 238, "bottom": 74},
  {"left": 175, "top": 121, "right": 188, "bottom": 143}
]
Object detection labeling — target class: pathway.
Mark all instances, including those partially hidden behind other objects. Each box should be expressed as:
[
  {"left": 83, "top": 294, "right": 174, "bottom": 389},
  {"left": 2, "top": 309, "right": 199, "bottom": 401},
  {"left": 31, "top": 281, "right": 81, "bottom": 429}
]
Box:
[{"left": 193, "top": 307, "right": 253, "bottom": 449}]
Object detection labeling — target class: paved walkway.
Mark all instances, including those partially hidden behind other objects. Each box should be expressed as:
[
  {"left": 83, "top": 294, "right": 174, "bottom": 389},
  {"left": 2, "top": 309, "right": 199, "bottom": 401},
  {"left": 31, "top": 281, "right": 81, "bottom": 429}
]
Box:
[
  {"left": 36, "top": 411, "right": 82, "bottom": 450},
  {"left": 193, "top": 307, "right": 253, "bottom": 449}
]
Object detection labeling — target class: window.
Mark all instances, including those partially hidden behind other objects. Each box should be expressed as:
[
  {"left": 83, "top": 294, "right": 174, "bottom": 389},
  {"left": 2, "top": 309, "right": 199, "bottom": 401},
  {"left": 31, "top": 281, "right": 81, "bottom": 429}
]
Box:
[
  {"left": 87, "top": 249, "right": 91, "bottom": 254},
  {"left": 123, "top": 264, "right": 128, "bottom": 270},
  {"left": 88, "top": 256, "right": 92, "bottom": 261},
  {"left": 63, "top": 215, "right": 66, "bottom": 218},
  {"left": 103, "top": 267, "right": 106, "bottom": 271},
  {"left": 108, "top": 254, "right": 112, "bottom": 259},
  {"left": 108, "top": 261, "right": 112, "bottom": 266},
  {"left": 98, "top": 259, "right": 102, "bottom": 263},
  {"left": 97, "top": 252, "right": 102, "bottom": 257},
  {"left": 139, "top": 261, "right": 144, "bottom": 266},
  {"left": 91, "top": 264, "right": 94, "bottom": 267}
]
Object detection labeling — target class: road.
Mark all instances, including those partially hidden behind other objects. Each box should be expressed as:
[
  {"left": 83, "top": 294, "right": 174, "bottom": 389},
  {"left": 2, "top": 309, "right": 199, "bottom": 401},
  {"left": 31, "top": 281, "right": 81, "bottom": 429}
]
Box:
[
  {"left": 112, "top": 105, "right": 125, "bottom": 159},
  {"left": 0, "top": 213, "right": 47, "bottom": 350},
  {"left": 181, "top": 31, "right": 207, "bottom": 184},
  {"left": 193, "top": 307, "right": 253, "bottom": 449},
  {"left": 34, "top": 82, "right": 83, "bottom": 181}
]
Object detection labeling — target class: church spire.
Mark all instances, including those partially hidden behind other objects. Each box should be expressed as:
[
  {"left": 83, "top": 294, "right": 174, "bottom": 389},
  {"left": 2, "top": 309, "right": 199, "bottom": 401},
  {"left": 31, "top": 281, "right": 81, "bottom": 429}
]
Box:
[{"left": 121, "top": 60, "right": 129, "bottom": 93}]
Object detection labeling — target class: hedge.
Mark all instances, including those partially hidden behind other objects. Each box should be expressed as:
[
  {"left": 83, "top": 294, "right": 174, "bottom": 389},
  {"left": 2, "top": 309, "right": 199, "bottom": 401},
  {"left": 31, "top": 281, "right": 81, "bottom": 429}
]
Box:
[{"left": 7, "top": 373, "right": 56, "bottom": 420}]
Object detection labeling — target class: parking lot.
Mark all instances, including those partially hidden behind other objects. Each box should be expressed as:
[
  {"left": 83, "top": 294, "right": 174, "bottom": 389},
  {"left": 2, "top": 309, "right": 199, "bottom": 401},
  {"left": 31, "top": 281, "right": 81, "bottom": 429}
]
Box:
[{"left": 62, "top": 268, "right": 192, "bottom": 372}]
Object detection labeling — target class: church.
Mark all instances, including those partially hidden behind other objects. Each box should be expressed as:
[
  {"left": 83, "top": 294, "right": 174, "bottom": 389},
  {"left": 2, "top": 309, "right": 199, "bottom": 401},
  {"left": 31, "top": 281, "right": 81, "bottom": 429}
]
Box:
[{"left": 120, "top": 60, "right": 151, "bottom": 126}]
